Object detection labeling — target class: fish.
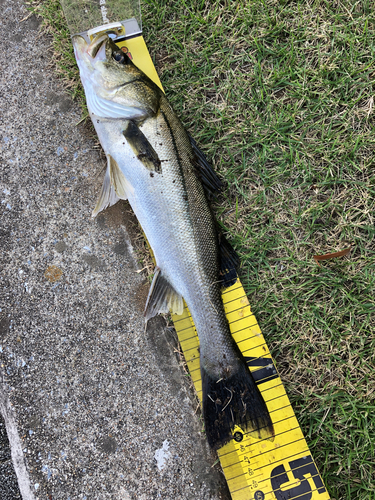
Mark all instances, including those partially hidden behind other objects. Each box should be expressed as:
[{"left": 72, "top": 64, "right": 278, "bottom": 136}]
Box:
[{"left": 73, "top": 33, "right": 274, "bottom": 449}]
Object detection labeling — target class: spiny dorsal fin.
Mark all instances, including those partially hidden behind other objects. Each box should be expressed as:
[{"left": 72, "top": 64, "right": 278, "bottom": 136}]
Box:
[
  {"left": 123, "top": 121, "right": 162, "bottom": 173},
  {"left": 92, "top": 154, "right": 121, "bottom": 217},
  {"left": 144, "top": 267, "right": 184, "bottom": 321},
  {"left": 189, "top": 134, "right": 224, "bottom": 199}
]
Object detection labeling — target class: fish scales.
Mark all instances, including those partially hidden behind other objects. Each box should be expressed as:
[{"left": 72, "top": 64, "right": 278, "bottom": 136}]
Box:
[
  {"left": 94, "top": 97, "right": 229, "bottom": 368},
  {"left": 73, "top": 34, "right": 274, "bottom": 449}
]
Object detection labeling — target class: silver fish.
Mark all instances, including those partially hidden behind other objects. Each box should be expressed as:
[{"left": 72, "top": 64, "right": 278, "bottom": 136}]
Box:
[{"left": 73, "top": 34, "right": 274, "bottom": 448}]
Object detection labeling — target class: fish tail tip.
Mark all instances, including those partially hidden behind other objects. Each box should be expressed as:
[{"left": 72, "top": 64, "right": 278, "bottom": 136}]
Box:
[{"left": 201, "top": 363, "right": 274, "bottom": 449}]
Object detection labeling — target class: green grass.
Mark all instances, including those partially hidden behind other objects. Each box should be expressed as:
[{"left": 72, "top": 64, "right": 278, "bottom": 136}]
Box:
[{"left": 34, "top": 0, "right": 374, "bottom": 498}]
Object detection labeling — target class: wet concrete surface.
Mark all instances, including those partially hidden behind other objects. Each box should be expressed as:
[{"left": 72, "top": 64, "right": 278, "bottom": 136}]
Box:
[{"left": 0, "top": 2, "right": 230, "bottom": 499}]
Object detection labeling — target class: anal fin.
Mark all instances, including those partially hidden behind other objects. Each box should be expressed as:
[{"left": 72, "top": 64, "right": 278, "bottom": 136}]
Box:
[{"left": 144, "top": 267, "right": 183, "bottom": 321}]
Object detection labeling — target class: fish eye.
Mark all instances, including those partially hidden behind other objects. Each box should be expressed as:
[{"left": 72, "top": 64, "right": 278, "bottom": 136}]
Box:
[
  {"left": 113, "top": 51, "right": 124, "bottom": 63},
  {"left": 113, "top": 51, "right": 128, "bottom": 64}
]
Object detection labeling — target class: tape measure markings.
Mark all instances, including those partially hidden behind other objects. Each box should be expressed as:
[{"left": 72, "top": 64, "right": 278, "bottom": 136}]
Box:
[
  {"left": 265, "top": 466, "right": 324, "bottom": 486},
  {"left": 172, "top": 278, "right": 329, "bottom": 498},
  {"left": 179, "top": 328, "right": 265, "bottom": 347},
  {"left": 179, "top": 352, "right": 278, "bottom": 371},
  {"left": 269, "top": 402, "right": 297, "bottom": 415},
  {"left": 172, "top": 314, "right": 193, "bottom": 325},
  {"left": 221, "top": 440, "right": 311, "bottom": 477},
  {"left": 224, "top": 438, "right": 308, "bottom": 473},
  {"left": 218, "top": 423, "right": 300, "bottom": 462},
  {"left": 192, "top": 390, "right": 295, "bottom": 410},
  {"left": 173, "top": 312, "right": 194, "bottom": 324},
  {"left": 232, "top": 454, "right": 326, "bottom": 500},
  {"left": 252, "top": 382, "right": 285, "bottom": 396},
  {"left": 179, "top": 342, "right": 200, "bottom": 354},
  {"left": 227, "top": 314, "right": 258, "bottom": 328},
  {"left": 263, "top": 390, "right": 291, "bottom": 403},
  {"left": 257, "top": 483, "right": 326, "bottom": 500},
  {"left": 246, "top": 356, "right": 276, "bottom": 366},
  {"left": 221, "top": 284, "right": 244, "bottom": 295},
  {"left": 230, "top": 326, "right": 264, "bottom": 340},
  {"left": 232, "top": 483, "right": 321, "bottom": 499},
  {"left": 221, "top": 293, "right": 252, "bottom": 305},
  {"left": 243, "top": 442, "right": 309, "bottom": 469},
  {"left": 253, "top": 373, "right": 280, "bottom": 385},
  {"left": 173, "top": 324, "right": 196, "bottom": 336},
  {"left": 242, "top": 341, "right": 271, "bottom": 354},
  {"left": 220, "top": 423, "right": 303, "bottom": 464},
  {"left": 232, "top": 327, "right": 262, "bottom": 340},
  {"left": 226, "top": 308, "right": 255, "bottom": 319},
  {"left": 181, "top": 362, "right": 284, "bottom": 397},
  {"left": 228, "top": 469, "right": 262, "bottom": 484},
  {"left": 229, "top": 327, "right": 265, "bottom": 341}
]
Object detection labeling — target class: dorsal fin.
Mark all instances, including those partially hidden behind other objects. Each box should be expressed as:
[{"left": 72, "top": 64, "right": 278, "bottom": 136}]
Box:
[
  {"left": 189, "top": 134, "right": 224, "bottom": 199},
  {"left": 218, "top": 232, "right": 240, "bottom": 288}
]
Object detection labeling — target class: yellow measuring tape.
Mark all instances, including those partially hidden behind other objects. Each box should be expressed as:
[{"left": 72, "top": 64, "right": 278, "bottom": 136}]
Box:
[
  {"left": 173, "top": 280, "right": 330, "bottom": 500},
  {"left": 94, "top": 29, "right": 330, "bottom": 500}
]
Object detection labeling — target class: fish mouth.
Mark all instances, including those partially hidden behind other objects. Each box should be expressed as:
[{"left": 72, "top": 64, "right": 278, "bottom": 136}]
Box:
[{"left": 86, "top": 34, "right": 109, "bottom": 60}]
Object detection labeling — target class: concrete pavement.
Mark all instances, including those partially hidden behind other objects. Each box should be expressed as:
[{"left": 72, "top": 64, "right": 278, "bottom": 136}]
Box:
[{"left": 0, "top": 2, "right": 229, "bottom": 498}]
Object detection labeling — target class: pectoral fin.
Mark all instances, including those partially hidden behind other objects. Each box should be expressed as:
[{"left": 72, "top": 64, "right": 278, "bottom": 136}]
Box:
[
  {"left": 92, "top": 155, "right": 121, "bottom": 217},
  {"left": 144, "top": 267, "right": 183, "bottom": 321},
  {"left": 123, "top": 121, "right": 161, "bottom": 173}
]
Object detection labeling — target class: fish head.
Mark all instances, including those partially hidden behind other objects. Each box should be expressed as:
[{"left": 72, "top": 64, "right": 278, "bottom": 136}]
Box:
[
  {"left": 73, "top": 34, "right": 138, "bottom": 88},
  {"left": 72, "top": 34, "right": 160, "bottom": 120}
]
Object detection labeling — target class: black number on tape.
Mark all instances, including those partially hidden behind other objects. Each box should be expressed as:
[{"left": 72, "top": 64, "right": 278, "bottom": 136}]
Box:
[{"left": 270, "top": 455, "right": 326, "bottom": 499}]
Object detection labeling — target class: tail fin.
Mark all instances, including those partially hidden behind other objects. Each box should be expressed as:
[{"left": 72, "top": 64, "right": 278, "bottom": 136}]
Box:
[{"left": 202, "top": 358, "right": 274, "bottom": 449}]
